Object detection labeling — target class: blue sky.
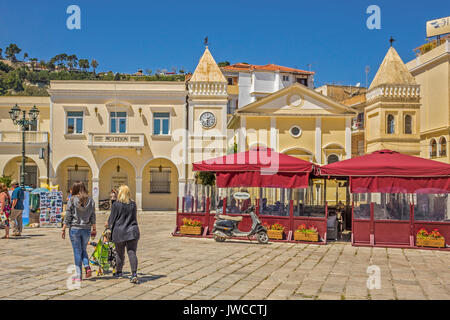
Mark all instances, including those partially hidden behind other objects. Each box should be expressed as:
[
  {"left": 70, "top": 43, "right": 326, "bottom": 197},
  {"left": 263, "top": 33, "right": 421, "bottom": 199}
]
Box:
[{"left": 1, "top": 0, "right": 448, "bottom": 87}]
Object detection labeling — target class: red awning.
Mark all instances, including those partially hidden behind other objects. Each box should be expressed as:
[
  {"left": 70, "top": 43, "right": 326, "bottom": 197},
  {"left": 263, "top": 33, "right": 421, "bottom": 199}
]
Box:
[
  {"left": 318, "top": 150, "right": 450, "bottom": 193},
  {"left": 193, "top": 147, "right": 314, "bottom": 188}
]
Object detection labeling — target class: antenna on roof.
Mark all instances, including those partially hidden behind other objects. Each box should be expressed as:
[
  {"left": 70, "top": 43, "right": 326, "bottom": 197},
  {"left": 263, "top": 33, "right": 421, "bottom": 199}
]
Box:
[{"left": 365, "top": 65, "right": 370, "bottom": 88}]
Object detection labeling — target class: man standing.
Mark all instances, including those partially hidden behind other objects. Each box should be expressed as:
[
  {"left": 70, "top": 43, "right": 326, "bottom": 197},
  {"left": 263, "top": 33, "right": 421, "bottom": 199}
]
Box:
[{"left": 10, "top": 181, "right": 24, "bottom": 237}]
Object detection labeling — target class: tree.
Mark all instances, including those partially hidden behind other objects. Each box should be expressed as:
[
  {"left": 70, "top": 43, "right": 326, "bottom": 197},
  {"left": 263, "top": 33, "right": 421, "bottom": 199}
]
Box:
[
  {"left": 218, "top": 61, "right": 230, "bottom": 67},
  {"left": 179, "top": 69, "right": 185, "bottom": 74},
  {"left": 23, "top": 52, "right": 28, "bottom": 61},
  {"left": 114, "top": 72, "right": 121, "bottom": 81},
  {"left": 0, "top": 48, "right": 2, "bottom": 59},
  {"left": 78, "top": 59, "right": 90, "bottom": 72},
  {"left": 5, "top": 43, "right": 22, "bottom": 62},
  {"left": 67, "top": 54, "right": 78, "bottom": 70},
  {"left": 91, "top": 59, "right": 99, "bottom": 74},
  {"left": 145, "top": 69, "right": 152, "bottom": 75},
  {"left": 196, "top": 172, "right": 215, "bottom": 186}
]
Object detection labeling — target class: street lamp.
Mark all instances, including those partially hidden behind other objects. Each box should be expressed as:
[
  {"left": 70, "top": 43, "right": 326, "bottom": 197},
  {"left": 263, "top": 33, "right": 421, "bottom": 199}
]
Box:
[{"left": 9, "top": 104, "right": 40, "bottom": 188}]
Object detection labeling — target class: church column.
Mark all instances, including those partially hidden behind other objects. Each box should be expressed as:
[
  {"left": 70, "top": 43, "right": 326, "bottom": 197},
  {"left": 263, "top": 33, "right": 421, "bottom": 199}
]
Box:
[
  {"left": 92, "top": 177, "right": 99, "bottom": 211},
  {"left": 239, "top": 116, "right": 247, "bottom": 152},
  {"left": 315, "top": 118, "right": 322, "bottom": 164},
  {"left": 270, "top": 117, "right": 277, "bottom": 151},
  {"left": 135, "top": 176, "right": 142, "bottom": 212},
  {"left": 345, "top": 117, "right": 352, "bottom": 159}
]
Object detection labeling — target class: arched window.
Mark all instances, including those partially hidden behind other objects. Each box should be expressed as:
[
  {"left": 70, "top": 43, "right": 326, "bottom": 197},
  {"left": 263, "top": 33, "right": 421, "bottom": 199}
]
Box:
[
  {"left": 430, "top": 139, "right": 437, "bottom": 158},
  {"left": 327, "top": 154, "right": 339, "bottom": 164},
  {"left": 404, "top": 115, "right": 412, "bottom": 134},
  {"left": 387, "top": 114, "right": 395, "bottom": 134},
  {"left": 439, "top": 137, "right": 447, "bottom": 157}
]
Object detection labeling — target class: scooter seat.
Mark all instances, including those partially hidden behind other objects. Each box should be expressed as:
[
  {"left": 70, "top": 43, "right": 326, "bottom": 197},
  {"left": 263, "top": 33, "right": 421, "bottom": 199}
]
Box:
[{"left": 218, "top": 215, "right": 243, "bottom": 222}]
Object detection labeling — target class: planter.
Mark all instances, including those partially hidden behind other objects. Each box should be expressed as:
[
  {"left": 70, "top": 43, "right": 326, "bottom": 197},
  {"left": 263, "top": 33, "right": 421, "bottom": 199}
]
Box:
[
  {"left": 267, "top": 229, "right": 284, "bottom": 240},
  {"left": 180, "top": 225, "right": 202, "bottom": 235},
  {"left": 294, "top": 232, "right": 319, "bottom": 242},
  {"left": 416, "top": 237, "right": 445, "bottom": 248}
]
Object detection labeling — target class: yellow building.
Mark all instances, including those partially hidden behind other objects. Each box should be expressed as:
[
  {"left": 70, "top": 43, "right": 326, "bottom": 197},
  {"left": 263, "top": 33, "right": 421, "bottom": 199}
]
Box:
[
  {"left": 406, "top": 39, "right": 450, "bottom": 162},
  {"left": 228, "top": 83, "right": 356, "bottom": 164},
  {"left": 365, "top": 45, "right": 421, "bottom": 155},
  {"left": 0, "top": 96, "right": 50, "bottom": 188}
]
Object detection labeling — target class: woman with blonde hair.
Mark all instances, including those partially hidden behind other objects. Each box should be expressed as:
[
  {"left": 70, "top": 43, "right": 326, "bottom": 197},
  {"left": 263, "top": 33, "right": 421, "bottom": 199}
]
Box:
[{"left": 106, "top": 185, "right": 140, "bottom": 283}]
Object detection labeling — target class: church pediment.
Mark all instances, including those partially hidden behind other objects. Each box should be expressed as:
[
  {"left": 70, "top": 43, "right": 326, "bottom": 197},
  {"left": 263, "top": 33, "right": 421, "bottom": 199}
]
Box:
[{"left": 237, "top": 84, "right": 356, "bottom": 116}]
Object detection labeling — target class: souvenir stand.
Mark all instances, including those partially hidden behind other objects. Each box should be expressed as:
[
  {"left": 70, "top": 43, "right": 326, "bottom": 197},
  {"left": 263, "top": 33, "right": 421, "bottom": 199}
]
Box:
[
  {"left": 318, "top": 149, "right": 450, "bottom": 249},
  {"left": 174, "top": 147, "right": 330, "bottom": 243},
  {"left": 39, "top": 190, "right": 63, "bottom": 227}
]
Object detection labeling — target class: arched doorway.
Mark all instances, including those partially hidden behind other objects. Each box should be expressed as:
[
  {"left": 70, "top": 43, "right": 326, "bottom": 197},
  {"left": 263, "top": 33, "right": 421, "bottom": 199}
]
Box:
[
  {"left": 3, "top": 156, "right": 40, "bottom": 188},
  {"left": 99, "top": 157, "right": 137, "bottom": 203},
  {"left": 56, "top": 157, "right": 93, "bottom": 201},
  {"left": 141, "top": 158, "right": 179, "bottom": 210}
]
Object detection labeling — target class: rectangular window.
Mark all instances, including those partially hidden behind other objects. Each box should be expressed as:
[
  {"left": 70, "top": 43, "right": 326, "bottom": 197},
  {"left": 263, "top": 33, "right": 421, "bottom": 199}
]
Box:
[
  {"left": 66, "top": 111, "right": 83, "bottom": 134},
  {"left": 296, "top": 78, "right": 307, "bottom": 86},
  {"left": 227, "top": 77, "right": 233, "bottom": 85},
  {"left": 153, "top": 112, "right": 170, "bottom": 135},
  {"left": 150, "top": 168, "right": 171, "bottom": 193},
  {"left": 282, "top": 75, "right": 289, "bottom": 82},
  {"left": 110, "top": 112, "right": 127, "bottom": 133}
]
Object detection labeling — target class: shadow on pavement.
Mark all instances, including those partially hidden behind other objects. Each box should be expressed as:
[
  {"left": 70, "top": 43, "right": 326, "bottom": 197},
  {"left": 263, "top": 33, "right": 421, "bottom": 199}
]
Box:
[{"left": 86, "top": 273, "right": 166, "bottom": 284}]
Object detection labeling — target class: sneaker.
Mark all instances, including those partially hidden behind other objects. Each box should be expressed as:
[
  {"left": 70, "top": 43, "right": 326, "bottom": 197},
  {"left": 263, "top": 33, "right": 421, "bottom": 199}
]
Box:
[
  {"left": 130, "top": 274, "right": 139, "bottom": 284},
  {"left": 85, "top": 267, "right": 92, "bottom": 278},
  {"left": 113, "top": 272, "right": 123, "bottom": 278}
]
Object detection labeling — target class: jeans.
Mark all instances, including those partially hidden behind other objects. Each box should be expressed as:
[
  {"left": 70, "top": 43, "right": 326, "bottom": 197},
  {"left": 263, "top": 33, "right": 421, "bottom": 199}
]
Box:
[
  {"left": 115, "top": 239, "right": 138, "bottom": 275},
  {"left": 69, "top": 228, "right": 91, "bottom": 277}
]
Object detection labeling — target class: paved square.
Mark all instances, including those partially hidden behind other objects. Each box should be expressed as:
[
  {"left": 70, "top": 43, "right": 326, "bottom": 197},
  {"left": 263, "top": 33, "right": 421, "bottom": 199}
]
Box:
[{"left": 0, "top": 212, "right": 448, "bottom": 300}]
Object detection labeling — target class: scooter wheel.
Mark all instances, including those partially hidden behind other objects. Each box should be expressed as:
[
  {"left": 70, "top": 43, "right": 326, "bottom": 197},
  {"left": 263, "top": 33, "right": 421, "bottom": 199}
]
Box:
[
  {"left": 214, "top": 235, "right": 226, "bottom": 242},
  {"left": 256, "top": 231, "right": 269, "bottom": 244}
]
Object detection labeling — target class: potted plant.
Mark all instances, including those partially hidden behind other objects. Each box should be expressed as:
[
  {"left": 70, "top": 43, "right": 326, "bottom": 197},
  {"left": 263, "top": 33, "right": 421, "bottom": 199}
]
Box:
[
  {"left": 180, "top": 218, "right": 202, "bottom": 235},
  {"left": 294, "top": 224, "right": 319, "bottom": 242},
  {"left": 266, "top": 222, "right": 285, "bottom": 240},
  {"left": 416, "top": 228, "right": 445, "bottom": 248}
]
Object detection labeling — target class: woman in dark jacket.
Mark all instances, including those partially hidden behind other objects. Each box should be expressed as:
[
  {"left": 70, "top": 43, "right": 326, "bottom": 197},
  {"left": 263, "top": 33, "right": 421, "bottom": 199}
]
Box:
[{"left": 106, "top": 185, "right": 140, "bottom": 283}]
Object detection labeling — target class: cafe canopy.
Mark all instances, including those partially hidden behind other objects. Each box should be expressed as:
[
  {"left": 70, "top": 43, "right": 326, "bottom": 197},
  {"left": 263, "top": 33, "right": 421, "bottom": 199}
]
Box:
[
  {"left": 318, "top": 149, "right": 450, "bottom": 193},
  {"left": 193, "top": 147, "right": 314, "bottom": 188}
]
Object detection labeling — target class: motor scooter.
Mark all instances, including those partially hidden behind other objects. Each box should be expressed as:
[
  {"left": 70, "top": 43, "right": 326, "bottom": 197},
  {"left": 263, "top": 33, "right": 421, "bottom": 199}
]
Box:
[{"left": 212, "top": 206, "right": 269, "bottom": 244}]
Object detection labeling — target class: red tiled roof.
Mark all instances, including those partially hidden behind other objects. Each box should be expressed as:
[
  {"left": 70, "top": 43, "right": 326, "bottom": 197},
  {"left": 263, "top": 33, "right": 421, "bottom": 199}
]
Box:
[{"left": 222, "top": 63, "right": 314, "bottom": 74}]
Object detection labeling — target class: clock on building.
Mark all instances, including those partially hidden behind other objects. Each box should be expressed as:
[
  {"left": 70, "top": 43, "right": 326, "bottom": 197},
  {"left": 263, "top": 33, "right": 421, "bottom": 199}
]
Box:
[{"left": 200, "top": 112, "right": 216, "bottom": 128}]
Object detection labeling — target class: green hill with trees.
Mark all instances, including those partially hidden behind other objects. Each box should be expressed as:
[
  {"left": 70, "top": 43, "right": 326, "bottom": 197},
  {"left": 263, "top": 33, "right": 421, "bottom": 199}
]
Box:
[{"left": 0, "top": 43, "right": 187, "bottom": 96}]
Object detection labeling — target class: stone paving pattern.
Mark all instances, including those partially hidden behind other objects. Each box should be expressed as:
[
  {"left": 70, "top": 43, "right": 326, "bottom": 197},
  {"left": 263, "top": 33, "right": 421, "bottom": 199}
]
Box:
[{"left": 0, "top": 212, "right": 448, "bottom": 300}]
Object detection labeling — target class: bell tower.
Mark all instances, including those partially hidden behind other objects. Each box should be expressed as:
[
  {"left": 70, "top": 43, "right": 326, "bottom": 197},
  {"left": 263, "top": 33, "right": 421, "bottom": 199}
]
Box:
[
  {"left": 365, "top": 43, "right": 421, "bottom": 155},
  {"left": 186, "top": 46, "right": 228, "bottom": 182}
]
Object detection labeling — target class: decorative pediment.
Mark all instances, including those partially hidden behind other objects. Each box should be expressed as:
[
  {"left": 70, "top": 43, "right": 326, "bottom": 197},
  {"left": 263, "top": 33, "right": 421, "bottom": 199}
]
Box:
[{"left": 237, "top": 83, "right": 356, "bottom": 116}]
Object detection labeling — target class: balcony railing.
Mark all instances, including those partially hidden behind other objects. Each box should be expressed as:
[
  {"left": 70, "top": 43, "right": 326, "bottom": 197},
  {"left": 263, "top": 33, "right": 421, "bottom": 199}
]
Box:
[
  {"left": 0, "top": 131, "right": 48, "bottom": 145},
  {"left": 88, "top": 133, "right": 145, "bottom": 149}
]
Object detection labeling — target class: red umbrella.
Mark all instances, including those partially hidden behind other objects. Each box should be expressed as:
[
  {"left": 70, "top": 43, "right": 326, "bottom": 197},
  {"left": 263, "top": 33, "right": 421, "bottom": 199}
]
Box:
[
  {"left": 193, "top": 147, "right": 314, "bottom": 188},
  {"left": 318, "top": 149, "right": 450, "bottom": 193}
]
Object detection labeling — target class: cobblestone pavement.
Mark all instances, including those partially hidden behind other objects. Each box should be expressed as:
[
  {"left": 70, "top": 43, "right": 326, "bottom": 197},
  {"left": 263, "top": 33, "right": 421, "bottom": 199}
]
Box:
[{"left": 0, "top": 212, "right": 448, "bottom": 300}]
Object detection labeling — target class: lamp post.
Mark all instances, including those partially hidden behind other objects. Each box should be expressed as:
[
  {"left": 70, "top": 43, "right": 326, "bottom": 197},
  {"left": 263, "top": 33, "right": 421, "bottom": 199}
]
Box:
[{"left": 9, "top": 104, "right": 40, "bottom": 188}]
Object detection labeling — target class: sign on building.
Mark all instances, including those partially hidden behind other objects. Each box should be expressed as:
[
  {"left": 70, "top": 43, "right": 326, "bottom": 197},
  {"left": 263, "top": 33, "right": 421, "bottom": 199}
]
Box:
[{"left": 426, "top": 16, "right": 450, "bottom": 38}]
